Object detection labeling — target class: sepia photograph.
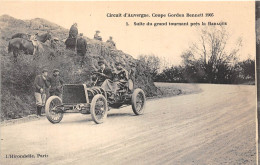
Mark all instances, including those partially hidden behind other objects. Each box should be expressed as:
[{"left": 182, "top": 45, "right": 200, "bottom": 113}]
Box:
[{"left": 0, "top": 1, "right": 257, "bottom": 164}]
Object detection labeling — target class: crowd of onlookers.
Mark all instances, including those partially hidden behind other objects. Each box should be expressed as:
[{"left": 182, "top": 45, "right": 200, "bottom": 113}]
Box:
[{"left": 68, "top": 23, "right": 117, "bottom": 67}]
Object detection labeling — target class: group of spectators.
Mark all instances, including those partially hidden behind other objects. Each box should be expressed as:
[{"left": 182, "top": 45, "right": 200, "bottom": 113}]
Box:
[
  {"left": 34, "top": 69, "right": 63, "bottom": 116},
  {"left": 94, "top": 30, "right": 116, "bottom": 47},
  {"left": 69, "top": 23, "right": 117, "bottom": 67}
]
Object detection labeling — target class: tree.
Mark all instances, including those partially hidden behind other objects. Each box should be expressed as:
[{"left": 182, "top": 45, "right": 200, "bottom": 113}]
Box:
[
  {"left": 237, "top": 58, "right": 255, "bottom": 80},
  {"left": 138, "top": 54, "right": 161, "bottom": 80},
  {"left": 182, "top": 26, "right": 242, "bottom": 83},
  {"left": 155, "top": 66, "right": 185, "bottom": 82}
]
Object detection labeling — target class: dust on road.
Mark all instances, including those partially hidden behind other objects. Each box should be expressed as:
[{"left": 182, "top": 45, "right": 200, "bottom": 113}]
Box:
[{"left": 0, "top": 84, "right": 256, "bottom": 165}]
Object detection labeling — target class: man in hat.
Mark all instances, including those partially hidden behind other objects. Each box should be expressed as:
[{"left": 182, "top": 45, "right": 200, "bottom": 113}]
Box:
[
  {"left": 92, "top": 60, "right": 113, "bottom": 86},
  {"left": 48, "top": 69, "right": 64, "bottom": 97},
  {"left": 69, "top": 23, "right": 78, "bottom": 38},
  {"left": 30, "top": 32, "right": 39, "bottom": 55},
  {"left": 106, "top": 36, "right": 116, "bottom": 48},
  {"left": 76, "top": 33, "right": 87, "bottom": 67},
  {"left": 106, "top": 36, "right": 116, "bottom": 47},
  {"left": 34, "top": 69, "right": 50, "bottom": 116},
  {"left": 94, "top": 30, "right": 102, "bottom": 41}
]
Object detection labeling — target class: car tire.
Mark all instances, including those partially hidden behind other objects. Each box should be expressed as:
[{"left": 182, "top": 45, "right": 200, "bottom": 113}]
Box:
[{"left": 131, "top": 88, "right": 146, "bottom": 115}]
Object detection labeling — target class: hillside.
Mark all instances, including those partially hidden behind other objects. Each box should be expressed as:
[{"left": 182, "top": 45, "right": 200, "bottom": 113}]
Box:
[{"left": 0, "top": 15, "right": 157, "bottom": 120}]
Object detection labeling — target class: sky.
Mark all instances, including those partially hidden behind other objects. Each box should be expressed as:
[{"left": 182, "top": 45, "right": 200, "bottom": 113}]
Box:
[{"left": 0, "top": 1, "right": 255, "bottom": 66}]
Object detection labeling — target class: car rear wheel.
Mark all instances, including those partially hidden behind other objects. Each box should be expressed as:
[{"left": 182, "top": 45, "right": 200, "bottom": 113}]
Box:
[{"left": 131, "top": 88, "right": 146, "bottom": 115}]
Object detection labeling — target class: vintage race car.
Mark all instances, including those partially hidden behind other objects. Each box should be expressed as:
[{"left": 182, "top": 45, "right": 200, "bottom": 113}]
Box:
[{"left": 45, "top": 78, "right": 146, "bottom": 124}]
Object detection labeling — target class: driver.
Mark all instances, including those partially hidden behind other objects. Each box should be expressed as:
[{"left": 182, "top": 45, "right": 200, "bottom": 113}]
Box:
[
  {"left": 92, "top": 59, "right": 113, "bottom": 86},
  {"left": 95, "top": 61, "right": 128, "bottom": 99}
]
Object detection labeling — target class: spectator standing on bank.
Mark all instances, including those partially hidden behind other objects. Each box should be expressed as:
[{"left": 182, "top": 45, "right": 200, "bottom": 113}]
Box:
[
  {"left": 34, "top": 69, "right": 50, "bottom": 116},
  {"left": 69, "top": 23, "right": 78, "bottom": 38},
  {"left": 76, "top": 33, "right": 88, "bottom": 67},
  {"left": 106, "top": 36, "right": 116, "bottom": 48},
  {"left": 94, "top": 30, "right": 102, "bottom": 41}
]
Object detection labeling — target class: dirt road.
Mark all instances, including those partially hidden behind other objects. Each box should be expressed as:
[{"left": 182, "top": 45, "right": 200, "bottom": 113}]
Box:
[{"left": 0, "top": 84, "right": 256, "bottom": 165}]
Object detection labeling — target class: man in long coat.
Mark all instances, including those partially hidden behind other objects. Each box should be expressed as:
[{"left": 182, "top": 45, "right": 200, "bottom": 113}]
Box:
[
  {"left": 76, "top": 33, "right": 87, "bottom": 67},
  {"left": 69, "top": 23, "right": 78, "bottom": 38},
  {"left": 34, "top": 69, "right": 50, "bottom": 116}
]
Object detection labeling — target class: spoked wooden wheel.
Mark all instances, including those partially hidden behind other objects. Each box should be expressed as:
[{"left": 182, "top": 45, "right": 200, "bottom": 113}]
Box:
[
  {"left": 90, "top": 94, "right": 108, "bottom": 124},
  {"left": 45, "top": 96, "right": 64, "bottom": 124},
  {"left": 131, "top": 88, "right": 146, "bottom": 115}
]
